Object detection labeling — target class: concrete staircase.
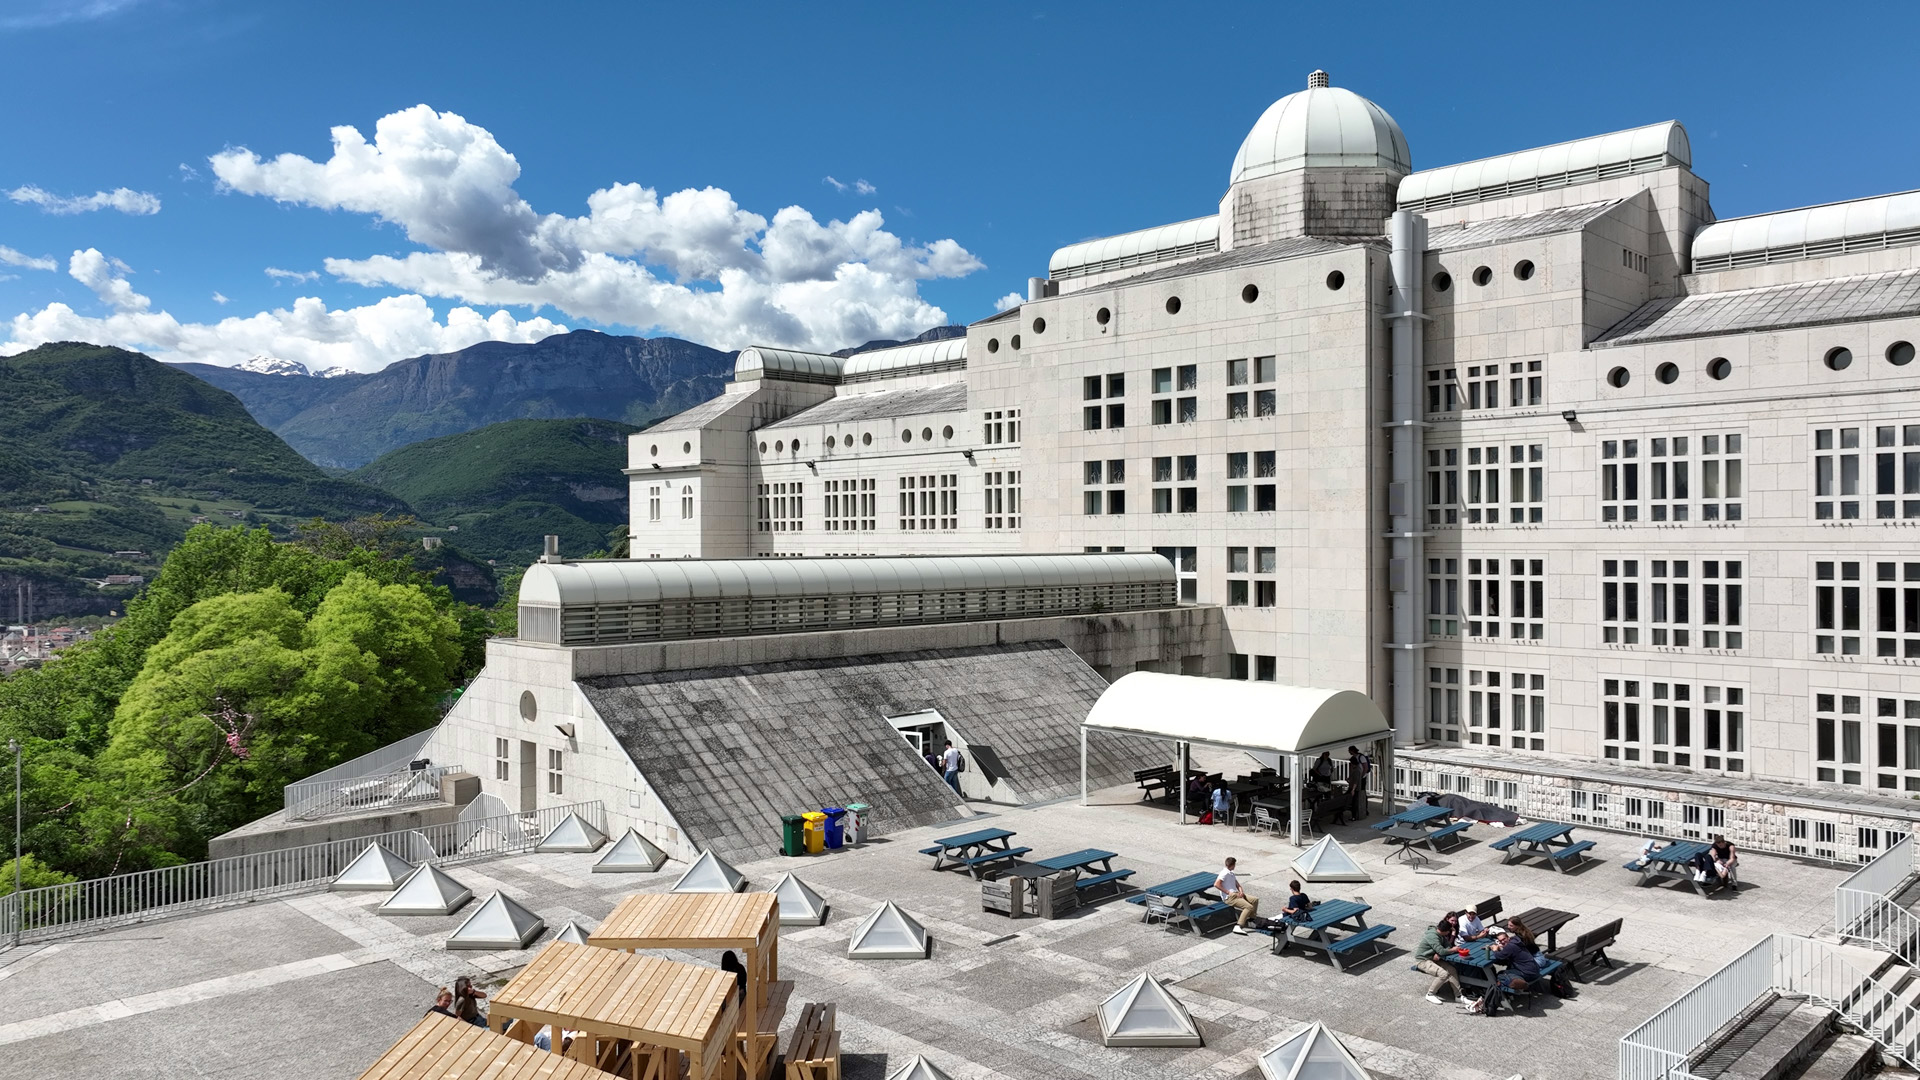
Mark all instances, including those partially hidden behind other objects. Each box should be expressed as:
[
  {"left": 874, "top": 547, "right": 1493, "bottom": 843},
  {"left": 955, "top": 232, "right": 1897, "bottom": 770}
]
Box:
[{"left": 1691, "top": 996, "right": 1877, "bottom": 1080}]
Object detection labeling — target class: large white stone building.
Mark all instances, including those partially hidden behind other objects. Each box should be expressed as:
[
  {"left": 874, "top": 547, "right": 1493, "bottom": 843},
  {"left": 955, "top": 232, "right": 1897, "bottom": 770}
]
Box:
[{"left": 625, "top": 70, "right": 1920, "bottom": 852}]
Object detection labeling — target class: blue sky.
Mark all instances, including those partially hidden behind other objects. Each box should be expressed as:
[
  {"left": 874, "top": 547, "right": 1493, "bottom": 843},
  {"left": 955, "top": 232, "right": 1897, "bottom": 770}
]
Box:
[{"left": 2, "top": 0, "right": 1916, "bottom": 370}]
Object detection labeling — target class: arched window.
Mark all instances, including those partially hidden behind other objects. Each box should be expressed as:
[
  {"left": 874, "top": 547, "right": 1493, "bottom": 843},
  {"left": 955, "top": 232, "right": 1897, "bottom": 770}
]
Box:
[{"left": 681, "top": 485, "right": 694, "bottom": 520}]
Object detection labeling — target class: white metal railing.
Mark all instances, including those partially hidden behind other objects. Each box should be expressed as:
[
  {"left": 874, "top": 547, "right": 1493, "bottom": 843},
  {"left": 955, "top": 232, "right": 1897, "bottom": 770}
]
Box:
[
  {"left": 283, "top": 727, "right": 439, "bottom": 816},
  {"left": 1620, "top": 934, "right": 1916, "bottom": 1079},
  {"left": 284, "top": 764, "right": 454, "bottom": 821},
  {"left": 1836, "top": 834, "right": 1920, "bottom": 962},
  {"left": 0, "top": 800, "right": 604, "bottom": 946}
]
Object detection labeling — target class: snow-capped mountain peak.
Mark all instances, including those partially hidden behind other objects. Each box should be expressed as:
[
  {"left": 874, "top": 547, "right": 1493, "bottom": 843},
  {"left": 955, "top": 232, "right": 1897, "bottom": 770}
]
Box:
[
  {"left": 316, "top": 366, "right": 359, "bottom": 379},
  {"left": 234, "top": 354, "right": 312, "bottom": 377}
]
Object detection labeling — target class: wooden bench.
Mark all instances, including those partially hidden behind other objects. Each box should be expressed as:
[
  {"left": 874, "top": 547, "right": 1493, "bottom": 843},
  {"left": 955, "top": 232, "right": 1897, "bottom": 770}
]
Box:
[
  {"left": 1544, "top": 840, "right": 1596, "bottom": 870},
  {"left": 1474, "top": 895, "right": 1503, "bottom": 921},
  {"left": 1550, "top": 917, "right": 1622, "bottom": 980},
  {"left": 1428, "top": 821, "right": 1474, "bottom": 849},
  {"left": 1135, "top": 766, "right": 1177, "bottom": 801},
  {"left": 784, "top": 1002, "right": 840, "bottom": 1080},
  {"left": 957, "top": 846, "right": 1031, "bottom": 878},
  {"left": 1074, "top": 869, "right": 1135, "bottom": 897},
  {"left": 1324, "top": 924, "right": 1396, "bottom": 972}
]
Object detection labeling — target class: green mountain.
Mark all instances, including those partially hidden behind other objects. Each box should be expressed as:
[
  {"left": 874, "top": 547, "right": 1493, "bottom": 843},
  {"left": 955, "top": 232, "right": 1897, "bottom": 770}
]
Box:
[
  {"left": 349, "top": 418, "right": 636, "bottom": 565},
  {"left": 174, "top": 329, "right": 734, "bottom": 469},
  {"left": 0, "top": 342, "right": 412, "bottom": 618}
]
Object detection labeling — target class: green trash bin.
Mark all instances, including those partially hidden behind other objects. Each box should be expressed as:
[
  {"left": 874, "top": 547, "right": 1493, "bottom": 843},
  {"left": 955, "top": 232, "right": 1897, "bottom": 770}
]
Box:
[{"left": 780, "top": 814, "right": 806, "bottom": 857}]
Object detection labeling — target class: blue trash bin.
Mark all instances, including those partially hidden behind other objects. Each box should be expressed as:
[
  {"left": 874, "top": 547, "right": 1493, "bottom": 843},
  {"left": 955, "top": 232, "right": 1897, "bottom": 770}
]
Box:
[{"left": 821, "top": 807, "right": 848, "bottom": 850}]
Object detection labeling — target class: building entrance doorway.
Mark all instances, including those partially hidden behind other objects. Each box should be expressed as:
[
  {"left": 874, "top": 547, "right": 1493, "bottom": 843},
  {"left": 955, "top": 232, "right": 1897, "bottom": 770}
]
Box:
[{"left": 517, "top": 740, "right": 537, "bottom": 812}]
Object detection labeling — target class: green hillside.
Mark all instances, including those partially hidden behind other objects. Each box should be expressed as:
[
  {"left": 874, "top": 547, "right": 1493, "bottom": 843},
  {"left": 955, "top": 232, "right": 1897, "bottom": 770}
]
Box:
[
  {"left": 0, "top": 342, "right": 411, "bottom": 616},
  {"left": 350, "top": 418, "right": 635, "bottom": 564}
]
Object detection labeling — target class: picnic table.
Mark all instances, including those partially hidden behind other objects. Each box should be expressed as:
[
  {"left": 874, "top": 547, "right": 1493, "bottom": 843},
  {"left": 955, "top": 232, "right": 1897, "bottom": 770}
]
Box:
[
  {"left": 1032, "top": 848, "right": 1135, "bottom": 898},
  {"left": 1126, "top": 871, "right": 1227, "bottom": 932},
  {"left": 1441, "top": 938, "right": 1565, "bottom": 1014},
  {"left": 919, "top": 828, "right": 1027, "bottom": 874},
  {"left": 1506, "top": 906, "right": 1577, "bottom": 953},
  {"left": 1369, "top": 803, "right": 1451, "bottom": 830},
  {"left": 1627, "top": 840, "right": 1733, "bottom": 895},
  {"left": 1487, "top": 821, "right": 1596, "bottom": 872},
  {"left": 1263, "top": 899, "right": 1394, "bottom": 972}
]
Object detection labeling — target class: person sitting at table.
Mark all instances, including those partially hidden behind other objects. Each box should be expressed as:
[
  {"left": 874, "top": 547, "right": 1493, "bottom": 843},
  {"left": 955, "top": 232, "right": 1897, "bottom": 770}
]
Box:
[
  {"left": 1466, "top": 930, "right": 1539, "bottom": 1015},
  {"left": 452, "top": 975, "right": 488, "bottom": 1027},
  {"left": 428, "top": 987, "right": 458, "bottom": 1019},
  {"left": 1508, "top": 916, "right": 1548, "bottom": 968},
  {"left": 720, "top": 950, "right": 748, "bottom": 1003},
  {"left": 1634, "top": 835, "right": 1663, "bottom": 868},
  {"left": 1711, "top": 835, "right": 1740, "bottom": 888},
  {"left": 1210, "top": 782, "right": 1232, "bottom": 825},
  {"left": 1457, "top": 907, "right": 1491, "bottom": 942},
  {"left": 1414, "top": 915, "right": 1466, "bottom": 1005},
  {"left": 1217, "top": 857, "right": 1260, "bottom": 934},
  {"left": 1691, "top": 845, "right": 1723, "bottom": 888},
  {"left": 1281, "top": 879, "right": 1312, "bottom": 923}
]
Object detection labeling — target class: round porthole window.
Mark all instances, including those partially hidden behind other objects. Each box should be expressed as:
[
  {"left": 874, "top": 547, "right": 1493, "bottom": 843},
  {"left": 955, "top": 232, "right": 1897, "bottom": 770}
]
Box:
[
  {"left": 1514, "top": 260, "right": 1535, "bottom": 281},
  {"left": 1325, "top": 271, "right": 1344, "bottom": 291},
  {"left": 1095, "top": 307, "right": 1111, "bottom": 325},
  {"left": 649, "top": 444, "right": 658, "bottom": 456},
  {"left": 862, "top": 432, "right": 872, "bottom": 445},
  {"left": 774, "top": 440, "right": 784, "bottom": 452},
  {"left": 1433, "top": 271, "right": 1452, "bottom": 292},
  {"left": 1708, "top": 357, "right": 1732, "bottom": 380},
  {"left": 1825, "top": 346, "right": 1853, "bottom": 371},
  {"left": 988, "top": 338, "right": 1000, "bottom": 353},
  {"left": 758, "top": 441, "right": 767, "bottom": 452},
  {"left": 901, "top": 429, "right": 912, "bottom": 443},
  {"left": 1011, "top": 334, "right": 1021, "bottom": 350},
  {"left": 1888, "top": 341, "right": 1915, "bottom": 367},
  {"left": 827, "top": 436, "right": 836, "bottom": 449},
  {"left": 1472, "top": 266, "right": 1493, "bottom": 287},
  {"left": 1165, "top": 296, "right": 1182, "bottom": 315},
  {"left": 790, "top": 440, "right": 800, "bottom": 453},
  {"left": 921, "top": 427, "right": 932, "bottom": 441},
  {"left": 519, "top": 690, "right": 538, "bottom": 723},
  {"left": 1606, "top": 366, "right": 1631, "bottom": 388},
  {"left": 1032, "top": 316, "right": 1046, "bottom": 334},
  {"left": 1241, "top": 284, "right": 1259, "bottom": 303},
  {"left": 1655, "top": 362, "right": 1679, "bottom": 384},
  {"left": 682, "top": 441, "right": 691, "bottom": 454},
  {"left": 942, "top": 425, "right": 954, "bottom": 439}
]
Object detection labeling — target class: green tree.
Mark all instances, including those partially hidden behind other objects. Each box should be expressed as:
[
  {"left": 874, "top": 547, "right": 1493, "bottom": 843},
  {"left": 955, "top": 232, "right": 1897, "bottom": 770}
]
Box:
[
  {"left": 304, "top": 573, "right": 463, "bottom": 746},
  {"left": 0, "top": 854, "right": 77, "bottom": 896}
]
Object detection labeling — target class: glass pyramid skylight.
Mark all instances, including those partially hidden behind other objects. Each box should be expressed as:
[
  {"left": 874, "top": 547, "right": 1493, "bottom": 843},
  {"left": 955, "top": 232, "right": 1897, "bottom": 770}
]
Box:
[
  {"left": 671, "top": 850, "right": 746, "bottom": 893},
  {"left": 330, "top": 842, "right": 414, "bottom": 892},
  {"left": 446, "top": 892, "right": 547, "bottom": 951},
  {"left": 1290, "top": 835, "right": 1372, "bottom": 883},
  {"left": 770, "top": 873, "right": 828, "bottom": 926},
  {"left": 846, "top": 902, "right": 928, "bottom": 959},
  {"left": 593, "top": 828, "right": 668, "bottom": 873},
  {"left": 535, "top": 812, "right": 609, "bottom": 853},
  {"left": 377, "top": 863, "right": 474, "bottom": 916},
  {"left": 1096, "top": 974, "right": 1203, "bottom": 1047},
  {"left": 883, "top": 1056, "right": 955, "bottom": 1080},
  {"left": 1257, "top": 1021, "right": 1373, "bottom": 1080}
]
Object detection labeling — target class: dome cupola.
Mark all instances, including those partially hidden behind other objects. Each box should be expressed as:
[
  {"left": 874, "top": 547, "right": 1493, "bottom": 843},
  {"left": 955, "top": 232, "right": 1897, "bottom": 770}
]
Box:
[{"left": 1229, "top": 70, "right": 1411, "bottom": 186}]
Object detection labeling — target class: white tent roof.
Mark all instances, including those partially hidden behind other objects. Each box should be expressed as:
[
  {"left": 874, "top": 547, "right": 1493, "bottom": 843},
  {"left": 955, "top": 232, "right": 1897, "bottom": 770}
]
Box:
[
  {"left": 330, "top": 842, "right": 414, "bottom": 892},
  {"left": 883, "top": 1056, "right": 955, "bottom": 1080},
  {"left": 378, "top": 863, "right": 473, "bottom": 916},
  {"left": 446, "top": 892, "right": 547, "bottom": 951},
  {"left": 593, "top": 828, "right": 668, "bottom": 873},
  {"left": 671, "top": 850, "right": 746, "bottom": 894},
  {"left": 553, "top": 921, "right": 591, "bottom": 945},
  {"left": 536, "top": 813, "right": 608, "bottom": 853},
  {"left": 770, "top": 873, "right": 828, "bottom": 926},
  {"left": 847, "top": 902, "right": 928, "bottom": 959},
  {"left": 1258, "top": 1022, "right": 1373, "bottom": 1080},
  {"left": 1290, "top": 836, "right": 1372, "bottom": 884},
  {"left": 1084, "top": 673, "right": 1389, "bottom": 755},
  {"left": 1097, "top": 974, "right": 1203, "bottom": 1047}
]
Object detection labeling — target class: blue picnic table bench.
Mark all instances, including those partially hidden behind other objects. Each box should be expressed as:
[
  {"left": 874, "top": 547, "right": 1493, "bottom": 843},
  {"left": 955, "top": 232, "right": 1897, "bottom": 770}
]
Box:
[
  {"left": 1261, "top": 899, "right": 1395, "bottom": 972},
  {"left": 1441, "top": 938, "right": 1566, "bottom": 1015},
  {"left": 1625, "top": 840, "right": 1734, "bottom": 895},
  {"left": 1124, "top": 871, "right": 1228, "bottom": 932},
  {"left": 1486, "top": 821, "right": 1595, "bottom": 872},
  {"left": 1033, "top": 848, "right": 1134, "bottom": 897},
  {"left": 919, "top": 828, "right": 1028, "bottom": 874},
  {"left": 1369, "top": 803, "right": 1452, "bottom": 830}
]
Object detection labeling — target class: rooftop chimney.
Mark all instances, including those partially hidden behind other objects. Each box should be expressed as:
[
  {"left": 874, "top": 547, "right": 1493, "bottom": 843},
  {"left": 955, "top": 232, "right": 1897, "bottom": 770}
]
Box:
[
  {"left": 1308, "top": 69, "right": 1329, "bottom": 89},
  {"left": 541, "top": 535, "right": 560, "bottom": 562}
]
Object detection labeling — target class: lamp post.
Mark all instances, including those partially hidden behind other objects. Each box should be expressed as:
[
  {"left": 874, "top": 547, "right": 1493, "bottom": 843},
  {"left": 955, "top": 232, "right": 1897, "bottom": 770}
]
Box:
[{"left": 8, "top": 737, "right": 19, "bottom": 947}]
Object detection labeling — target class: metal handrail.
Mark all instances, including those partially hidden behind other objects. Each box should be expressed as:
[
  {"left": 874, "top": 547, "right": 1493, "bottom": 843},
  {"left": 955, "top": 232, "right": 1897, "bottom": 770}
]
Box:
[
  {"left": 1834, "top": 835, "right": 1920, "bottom": 962},
  {"left": 282, "top": 727, "right": 439, "bottom": 816},
  {"left": 284, "top": 764, "right": 454, "bottom": 821},
  {"left": 0, "top": 800, "right": 605, "bottom": 947}
]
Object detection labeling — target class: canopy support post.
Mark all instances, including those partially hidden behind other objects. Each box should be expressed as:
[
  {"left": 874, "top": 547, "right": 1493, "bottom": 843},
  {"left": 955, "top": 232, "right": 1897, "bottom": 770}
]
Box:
[
  {"left": 1079, "top": 727, "right": 1088, "bottom": 806},
  {"left": 1177, "top": 741, "right": 1187, "bottom": 825},
  {"left": 1289, "top": 752, "right": 1303, "bottom": 847},
  {"left": 1380, "top": 737, "right": 1397, "bottom": 817}
]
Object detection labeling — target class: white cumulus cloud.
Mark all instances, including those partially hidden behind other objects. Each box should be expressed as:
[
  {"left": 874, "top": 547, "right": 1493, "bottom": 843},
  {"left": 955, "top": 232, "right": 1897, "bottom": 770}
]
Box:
[
  {"left": 8, "top": 185, "right": 161, "bottom": 215},
  {"left": 993, "top": 291, "right": 1023, "bottom": 312},
  {"left": 209, "top": 104, "right": 980, "bottom": 351},
  {"left": 1, "top": 249, "right": 564, "bottom": 373},
  {"left": 211, "top": 292, "right": 229, "bottom": 304},
  {"left": 0, "top": 245, "right": 57, "bottom": 271},
  {"left": 264, "top": 266, "right": 320, "bottom": 282}
]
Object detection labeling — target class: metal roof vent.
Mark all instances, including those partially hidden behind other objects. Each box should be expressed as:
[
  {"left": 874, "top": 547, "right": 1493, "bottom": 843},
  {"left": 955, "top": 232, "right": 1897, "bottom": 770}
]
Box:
[{"left": 1308, "top": 69, "right": 1330, "bottom": 88}]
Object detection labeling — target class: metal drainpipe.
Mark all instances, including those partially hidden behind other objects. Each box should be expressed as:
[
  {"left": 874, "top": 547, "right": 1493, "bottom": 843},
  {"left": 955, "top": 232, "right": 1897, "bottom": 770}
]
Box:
[{"left": 1383, "top": 210, "right": 1430, "bottom": 750}]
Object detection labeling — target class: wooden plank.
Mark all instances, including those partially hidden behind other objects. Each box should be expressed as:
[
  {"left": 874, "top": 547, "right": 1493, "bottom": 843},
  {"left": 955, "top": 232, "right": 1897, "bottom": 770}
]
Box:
[{"left": 353, "top": 1012, "right": 620, "bottom": 1080}]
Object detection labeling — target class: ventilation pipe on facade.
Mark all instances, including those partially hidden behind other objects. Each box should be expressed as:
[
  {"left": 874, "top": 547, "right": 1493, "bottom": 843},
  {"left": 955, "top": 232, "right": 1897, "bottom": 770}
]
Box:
[
  {"left": 1385, "top": 210, "right": 1429, "bottom": 748},
  {"left": 1027, "top": 276, "right": 1056, "bottom": 301}
]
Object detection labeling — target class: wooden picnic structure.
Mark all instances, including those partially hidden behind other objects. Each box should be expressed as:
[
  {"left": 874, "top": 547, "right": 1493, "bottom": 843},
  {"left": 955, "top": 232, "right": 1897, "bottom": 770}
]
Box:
[
  {"left": 358, "top": 1011, "right": 619, "bottom": 1080},
  {"left": 590, "top": 891, "right": 786, "bottom": 1080},
  {"left": 489, "top": 940, "right": 740, "bottom": 1080}
]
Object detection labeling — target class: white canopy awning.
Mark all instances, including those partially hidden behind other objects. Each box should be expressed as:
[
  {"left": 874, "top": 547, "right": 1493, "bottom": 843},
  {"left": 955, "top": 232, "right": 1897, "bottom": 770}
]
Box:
[{"left": 1083, "top": 672, "right": 1389, "bottom": 756}]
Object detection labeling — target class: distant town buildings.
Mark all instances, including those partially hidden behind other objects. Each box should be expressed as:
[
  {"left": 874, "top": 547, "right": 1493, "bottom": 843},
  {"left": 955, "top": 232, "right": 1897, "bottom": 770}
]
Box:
[{"left": 0, "top": 624, "right": 96, "bottom": 675}]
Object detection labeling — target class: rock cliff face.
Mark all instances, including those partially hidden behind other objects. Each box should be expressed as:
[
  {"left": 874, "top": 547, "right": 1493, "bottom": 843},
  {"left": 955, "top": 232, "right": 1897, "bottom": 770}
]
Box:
[{"left": 175, "top": 330, "right": 737, "bottom": 469}]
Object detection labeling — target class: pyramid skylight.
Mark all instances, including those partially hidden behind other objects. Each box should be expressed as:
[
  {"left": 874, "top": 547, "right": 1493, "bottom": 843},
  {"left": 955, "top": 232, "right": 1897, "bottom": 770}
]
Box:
[
  {"left": 670, "top": 850, "right": 746, "bottom": 893},
  {"left": 1290, "top": 835, "right": 1372, "bottom": 883},
  {"left": 593, "top": 828, "right": 668, "bottom": 873},
  {"left": 377, "top": 863, "right": 474, "bottom": 916},
  {"left": 446, "top": 892, "right": 546, "bottom": 951},
  {"left": 330, "top": 842, "right": 414, "bottom": 892},
  {"left": 1257, "top": 1021, "right": 1373, "bottom": 1080},
  {"left": 552, "top": 921, "right": 591, "bottom": 945},
  {"left": 536, "top": 813, "right": 608, "bottom": 854},
  {"left": 770, "top": 873, "right": 827, "bottom": 926},
  {"left": 1096, "top": 973, "right": 1203, "bottom": 1047},
  {"left": 883, "top": 1056, "right": 955, "bottom": 1080},
  {"left": 846, "top": 902, "right": 928, "bottom": 959}
]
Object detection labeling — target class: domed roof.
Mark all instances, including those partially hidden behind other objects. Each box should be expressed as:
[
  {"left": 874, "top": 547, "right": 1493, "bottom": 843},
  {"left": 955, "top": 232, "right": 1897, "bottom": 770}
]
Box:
[{"left": 1230, "top": 70, "right": 1411, "bottom": 186}]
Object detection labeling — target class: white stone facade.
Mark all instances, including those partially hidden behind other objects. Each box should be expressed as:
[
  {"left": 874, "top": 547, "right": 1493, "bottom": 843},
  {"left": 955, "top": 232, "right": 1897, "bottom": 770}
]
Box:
[{"left": 625, "top": 70, "right": 1920, "bottom": 824}]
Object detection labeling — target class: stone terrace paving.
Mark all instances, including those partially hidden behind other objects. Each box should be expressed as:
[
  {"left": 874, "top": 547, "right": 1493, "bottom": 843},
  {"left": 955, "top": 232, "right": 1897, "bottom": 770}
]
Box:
[{"left": 0, "top": 763, "right": 1850, "bottom": 1080}]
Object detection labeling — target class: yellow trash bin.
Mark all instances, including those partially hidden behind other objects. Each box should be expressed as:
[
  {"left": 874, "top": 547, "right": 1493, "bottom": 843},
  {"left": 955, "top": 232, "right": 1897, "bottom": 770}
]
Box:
[{"left": 801, "top": 812, "right": 827, "bottom": 854}]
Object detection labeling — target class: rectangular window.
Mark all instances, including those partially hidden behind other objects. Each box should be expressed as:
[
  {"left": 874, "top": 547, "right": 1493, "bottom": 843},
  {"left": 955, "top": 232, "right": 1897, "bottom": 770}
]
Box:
[
  {"left": 1814, "top": 426, "right": 1861, "bottom": 521},
  {"left": 1155, "top": 546, "right": 1198, "bottom": 602},
  {"left": 1462, "top": 556, "right": 1546, "bottom": 641},
  {"left": 1605, "top": 555, "right": 1743, "bottom": 651},
  {"left": 546, "top": 748, "right": 564, "bottom": 795},
  {"left": 1255, "top": 655, "right": 1277, "bottom": 682},
  {"left": 1227, "top": 359, "right": 1247, "bottom": 386},
  {"left": 1426, "top": 558, "right": 1459, "bottom": 637},
  {"left": 647, "top": 485, "right": 661, "bottom": 522},
  {"left": 1229, "top": 653, "right": 1249, "bottom": 679},
  {"left": 1084, "top": 375, "right": 1102, "bottom": 400},
  {"left": 1106, "top": 403, "right": 1126, "bottom": 428},
  {"left": 1083, "top": 405, "right": 1102, "bottom": 430},
  {"left": 1814, "top": 560, "right": 1862, "bottom": 656},
  {"left": 824, "top": 478, "right": 875, "bottom": 532},
  {"left": 1813, "top": 692, "right": 1864, "bottom": 786},
  {"left": 1177, "top": 397, "right": 1197, "bottom": 423},
  {"left": 1227, "top": 391, "right": 1248, "bottom": 419},
  {"left": 495, "top": 737, "right": 510, "bottom": 781},
  {"left": 983, "top": 471, "right": 1020, "bottom": 530},
  {"left": 1605, "top": 678, "right": 1743, "bottom": 772},
  {"left": 1426, "top": 665, "right": 1462, "bottom": 743},
  {"left": 981, "top": 408, "right": 1022, "bottom": 445},
  {"left": 756, "top": 482, "right": 802, "bottom": 532},
  {"left": 1152, "top": 399, "right": 1173, "bottom": 425},
  {"left": 1178, "top": 364, "right": 1197, "bottom": 391},
  {"left": 1426, "top": 448, "right": 1459, "bottom": 526},
  {"left": 1255, "top": 389, "right": 1276, "bottom": 417},
  {"left": 1253, "top": 356, "right": 1276, "bottom": 383},
  {"left": 1153, "top": 367, "right": 1173, "bottom": 394}
]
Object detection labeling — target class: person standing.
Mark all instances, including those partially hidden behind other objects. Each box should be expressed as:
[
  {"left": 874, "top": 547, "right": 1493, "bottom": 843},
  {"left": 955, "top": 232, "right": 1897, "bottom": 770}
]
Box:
[
  {"left": 1346, "top": 744, "right": 1372, "bottom": 820},
  {"left": 1216, "top": 857, "right": 1260, "bottom": 934},
  {"left": 1311, "top": 751, "right": 1335, "bottom": 784},
  {"left": 940, "top": 741, "right": 962, "bottom": 793},
  {"left": 1414, "top": 915, "right": 1466, "bottom": 1005}
]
